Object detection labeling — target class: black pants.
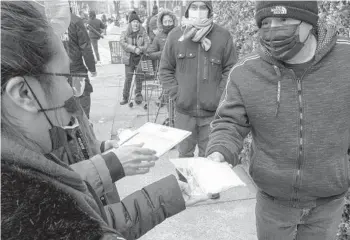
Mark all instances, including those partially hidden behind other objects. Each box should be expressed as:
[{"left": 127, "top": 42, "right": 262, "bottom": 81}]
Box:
[
  {"left": 122, "top": 64, "right": 143, "bottom": 100},
  {"left": 91, "top": 39, "right": 100, "bottom": 62}
]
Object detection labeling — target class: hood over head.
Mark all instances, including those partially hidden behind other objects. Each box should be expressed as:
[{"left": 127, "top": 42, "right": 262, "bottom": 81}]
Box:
[{"left": 157, "top": 9, "right": 178, "bottom": 32}]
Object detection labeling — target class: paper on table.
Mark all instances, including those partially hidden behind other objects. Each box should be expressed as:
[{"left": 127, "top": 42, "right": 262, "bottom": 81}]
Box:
[
  {"left": 120, "top": 122, "right": 191, "bottom": 157},
  {"left": 170, "top": 157, "right": 246, "bottom": 195}
]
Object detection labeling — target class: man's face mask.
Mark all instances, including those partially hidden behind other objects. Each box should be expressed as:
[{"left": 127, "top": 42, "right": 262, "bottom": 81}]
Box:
[
  {"left": 23, "top": 76, "right": 81, "bottom": 151},
  {"left": 259, "top": 22, "right": 311, "bottom": 61},
  {"left": 188, "top": 3, "right": 209, "bottom": 23}
]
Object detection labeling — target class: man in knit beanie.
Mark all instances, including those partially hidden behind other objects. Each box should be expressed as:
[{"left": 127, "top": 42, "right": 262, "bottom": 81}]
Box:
[
  {"left": 159, "top": 0, "right": 238, "bottom": 187},
  {"left": 206, "top": 1, "right": 350, "bottom": 239}
]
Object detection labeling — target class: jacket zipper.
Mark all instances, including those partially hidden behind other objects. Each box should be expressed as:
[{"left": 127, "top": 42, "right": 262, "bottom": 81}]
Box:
[
  {"left": 292, "top": 68, "right": 311, "bottom": 206},
  {"left": 197, "top": 44, "right": 201, "bottom": 115}
]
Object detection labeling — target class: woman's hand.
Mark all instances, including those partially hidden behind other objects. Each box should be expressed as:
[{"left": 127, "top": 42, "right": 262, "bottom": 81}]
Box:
[
  {"left": 110, "top": 143, "right": 158, "bottom": 176},
  {"left": 178, "top": 181, "right": 211, "bottom": 207}
]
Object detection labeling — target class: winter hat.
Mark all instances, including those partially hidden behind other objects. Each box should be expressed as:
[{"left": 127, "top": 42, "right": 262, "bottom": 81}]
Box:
[
  {"left": 184, "top": 1, "right": 213, "bottom": 18},
  {"left": 149, "top": 15, "right": 158, "bottom": 31},
  {"left": 255, "top": 1, "right": 319, "bottom": 29},
  {"left": 128, "top": 11, "right": 141, "bottom": 23}
]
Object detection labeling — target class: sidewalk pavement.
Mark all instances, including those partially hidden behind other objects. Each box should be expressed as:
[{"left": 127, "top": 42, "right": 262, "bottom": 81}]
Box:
[{"left": 89, "top": 32, "right": 258, "bottom": 240}]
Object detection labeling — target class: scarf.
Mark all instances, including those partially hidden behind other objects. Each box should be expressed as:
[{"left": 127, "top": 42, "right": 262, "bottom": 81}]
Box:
[{"left": 179, "top": 17, "right": 214, "bottom": 51}]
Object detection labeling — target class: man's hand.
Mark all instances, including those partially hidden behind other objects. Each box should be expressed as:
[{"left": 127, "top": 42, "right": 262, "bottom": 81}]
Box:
[
  {"left": 178, "top": 181, "right": 211, "bottom": 207},
  {"left": 207, "top": 152, "right": 225, "bottom": 162},
  {"left": 110, "top": 143, "right": 158, "bottom": 176},
  {"left": 91, "top": 72, "right": 97, "bottom": 77},
  {"left": 104, "top": 140, "right": 119, "bottom": 151}
]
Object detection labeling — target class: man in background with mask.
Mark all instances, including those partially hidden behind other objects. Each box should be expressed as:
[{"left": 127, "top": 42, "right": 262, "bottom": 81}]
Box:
[
  {"left": 159, "top": 1, "right": 237, "bottom": 160},
  {"left": 206, "top": 1, "right": 350, "bottom": 239}
]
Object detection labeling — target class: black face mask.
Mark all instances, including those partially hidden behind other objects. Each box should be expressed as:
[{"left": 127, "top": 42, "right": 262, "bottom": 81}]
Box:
[
  {"left": 163, "top": 25, "right": 174, "bottom": 34},
  {"left": 259, "top": 22, "right": 311, "bottom": 61},
  {"left": 23, "top": 77, "right": 81, "bottom": 151}
]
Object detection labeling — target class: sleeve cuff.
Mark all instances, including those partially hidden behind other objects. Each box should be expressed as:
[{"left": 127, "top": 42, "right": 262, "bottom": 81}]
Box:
[
  {"left": 143, "top": 175, "right": 186, "bottom": 218},
  {"left": 102, "top": 152, "right": 125, "bottom": 182},
  {"left": 100, "top": 141, "right": 106, "bottom": 153},
  {"left": 206, "top": 145, "right": 238, "bottom": 167}
]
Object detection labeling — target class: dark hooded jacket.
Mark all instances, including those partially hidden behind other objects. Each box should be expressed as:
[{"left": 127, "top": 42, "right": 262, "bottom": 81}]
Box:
[
  {"left": 88, "top": 12, "right": 106, "bottom": 40},
  {"left": 1, "top": 131, "right": 186, "bottom": 240},
  {"left": 62, "top": 13, "right": 95, "bottom": 94},
  {"left": 207, "top": 22, "right": 350, "bottom": 208},
  {"left": 147, "top": 9, "right": 178, "bottom": 61}
]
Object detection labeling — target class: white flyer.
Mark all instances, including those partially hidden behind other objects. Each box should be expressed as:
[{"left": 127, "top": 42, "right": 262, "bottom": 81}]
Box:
[
  {"left": 119, "top": 122, "right": 191, "bottom": 158},
  {"left": 170, "top": 157, "right": 246, "bottom": 195}
]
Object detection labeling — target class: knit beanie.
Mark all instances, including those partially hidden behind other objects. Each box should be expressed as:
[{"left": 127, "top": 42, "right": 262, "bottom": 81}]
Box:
[
  {"left": 255, "top": 1, "right": 319, "bottom": 29},
  {"left": 128, "top": 11, "right": 141, "bottom": 23},
  {"left": 149, "top": 15, "right": 158, "bottom": 31},
  {"left": 184, "top": 1, "right": 213, "bottom": 18}
]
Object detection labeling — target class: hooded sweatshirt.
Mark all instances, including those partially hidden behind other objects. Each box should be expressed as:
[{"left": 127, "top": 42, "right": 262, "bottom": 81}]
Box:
[
  {"left": 206, "top": 22, "right": 350, "bottom": 208},
  {"left": 147, "top": 9, "right": 178, "bottom": 61},
  {"left": 1, "top": 131, "right": 186, "bottom": 239}
]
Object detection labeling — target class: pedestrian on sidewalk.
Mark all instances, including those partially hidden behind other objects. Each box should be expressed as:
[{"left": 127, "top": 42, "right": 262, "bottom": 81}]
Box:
[
  {"left": 206, "top": 1, "right": 350, "bottom": 239},
  {"left": 147, "top": 9, "right": 178, "bottom": 125},
  {"left": 159, "top": 0, "right": 237, "bottom": 158},
  {"left": 87, "top": 10, "right": 106, "bottom": 63},
  {"left": 61, "top": 8, "right": 97, "bottom": 118},
  {"left": 1, "top": 2, "right": 208, "bottom": 239},
  {"left": 120, "top": 11, "right": 150, "bottom": 105},
  {"left": 146, "top": 4, "right": 159, "bottom": 42}
]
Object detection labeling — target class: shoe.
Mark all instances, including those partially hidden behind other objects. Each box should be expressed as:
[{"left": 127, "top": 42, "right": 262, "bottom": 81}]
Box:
[
  {"left": 120, "top": 99, "right": 128, "bottom": 105},
  {"left": 135, "top": 94, "right": 143, "bottom": 105},
  {"left": 210, "top": 193, "right": 220, "bottom": 200}
]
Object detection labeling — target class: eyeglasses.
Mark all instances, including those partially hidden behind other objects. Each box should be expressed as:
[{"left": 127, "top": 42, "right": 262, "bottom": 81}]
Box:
[{"left": 39, "top": 72, "right": 88, "bottom": 97}]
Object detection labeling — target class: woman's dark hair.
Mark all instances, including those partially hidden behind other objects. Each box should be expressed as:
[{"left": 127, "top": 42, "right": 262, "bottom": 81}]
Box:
[
  {"left": 1, "top": 1, "right": 55, "bottom": 149},
  {"left": 1, "top": 1, "right": 54, "bottom": 88}
]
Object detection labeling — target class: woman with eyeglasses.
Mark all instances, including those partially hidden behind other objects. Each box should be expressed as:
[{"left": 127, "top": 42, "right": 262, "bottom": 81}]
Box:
[{"left": 1, "top": 2, "right": 208, "bottom": 239}]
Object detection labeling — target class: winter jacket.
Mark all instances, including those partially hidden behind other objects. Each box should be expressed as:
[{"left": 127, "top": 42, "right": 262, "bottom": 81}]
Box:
[
  {"left": 159, "top": 23, "right": 238, "bottom": 117},
  {"left": 206, "top": 22, "right": 350, "bottom": 208},
  {"left": 1, "top": 132, "right": 186, "bottom": 240},
  {"left": 62, "top": 13, "right": 95, "bottom": 94},
  {"left": 51, "top": 110, "right": 122, "bottom": 204},
  {"left": 147, "top": 10, "right": 178, "bottom": 61},
  {"left": 88, "top": 18, "right": 106, "bottom": 40},
  {"left": 120, "top": 26, "right": 150, "bottom": 65}
]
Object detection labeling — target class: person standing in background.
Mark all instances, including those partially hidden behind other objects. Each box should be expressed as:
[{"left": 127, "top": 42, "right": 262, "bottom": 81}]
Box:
[
  {"left": 87, "top": 10, "right": 106, "bottom": 64},
  {"left": 159, "top": 1, "right": 237, "bottom": 159},
  {"left": 61, "top": 7, "right": 97, "bottom": 118},
  {"left": 146, "top": 4, "right": 159, "bottom": 42}
]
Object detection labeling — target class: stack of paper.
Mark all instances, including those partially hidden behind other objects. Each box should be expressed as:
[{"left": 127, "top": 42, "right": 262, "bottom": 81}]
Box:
[
  {"left": 119, "top": 122, "right": 191, "bottom": 158},
  {"left": 170, "top": 157, "right": 246, "bottom": 195}
]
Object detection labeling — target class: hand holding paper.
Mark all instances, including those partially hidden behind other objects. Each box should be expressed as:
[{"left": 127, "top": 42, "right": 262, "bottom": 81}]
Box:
[
  {"left": 178, "top": 181, "right": 211, "bottom": 207},
  {"left": 106, "top": 143, "right": 158, "bottom": 176}
]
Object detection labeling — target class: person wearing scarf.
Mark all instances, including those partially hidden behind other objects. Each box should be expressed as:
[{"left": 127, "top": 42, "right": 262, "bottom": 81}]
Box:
[{"left": 159, "top": 1, "right": 238, "bottom": 177}]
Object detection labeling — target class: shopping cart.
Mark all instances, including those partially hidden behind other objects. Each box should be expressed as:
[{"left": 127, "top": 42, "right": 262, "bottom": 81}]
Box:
[
  {"left": 127, "top": 54, "right": 159, "bottom": 109},
  {"left": 127, "top": 54, "right": 175, "bottom": 126}
]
